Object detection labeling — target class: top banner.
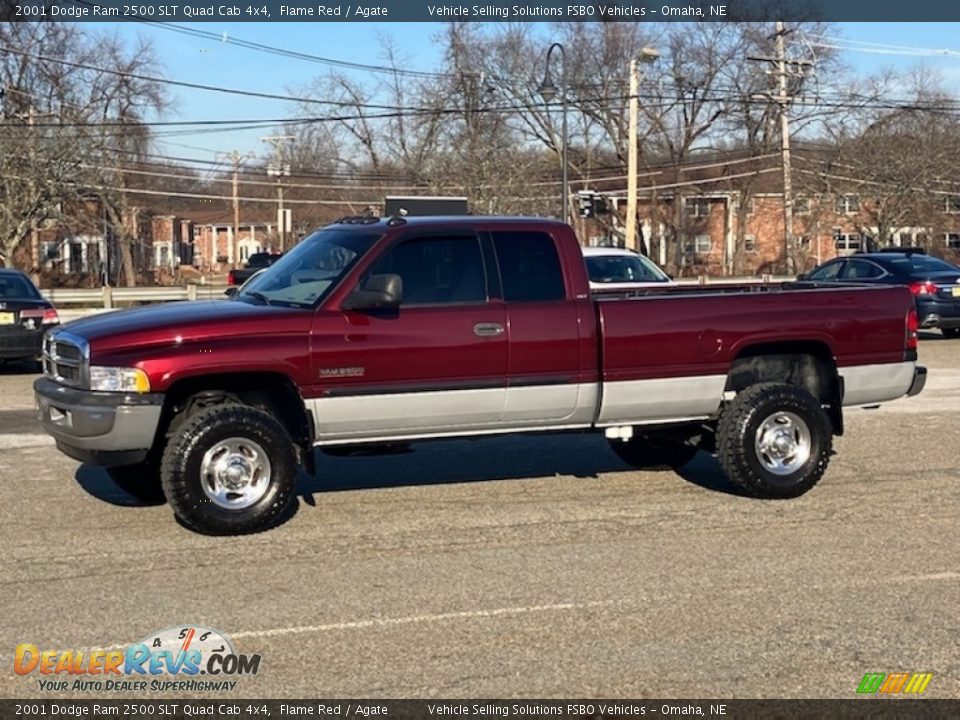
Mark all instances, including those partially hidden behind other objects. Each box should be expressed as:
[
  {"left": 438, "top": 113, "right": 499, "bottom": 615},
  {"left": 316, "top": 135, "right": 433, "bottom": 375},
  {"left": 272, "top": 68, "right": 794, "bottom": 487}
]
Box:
[{"left": 7, "top": 0, "right": 960, "bottom": 22}]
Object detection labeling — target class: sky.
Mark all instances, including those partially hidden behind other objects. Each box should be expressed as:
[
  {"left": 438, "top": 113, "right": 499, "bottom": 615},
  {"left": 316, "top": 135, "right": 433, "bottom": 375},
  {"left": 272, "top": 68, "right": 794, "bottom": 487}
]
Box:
[{"left": 89, "top": 21, "right": 960, "bottom": 164}]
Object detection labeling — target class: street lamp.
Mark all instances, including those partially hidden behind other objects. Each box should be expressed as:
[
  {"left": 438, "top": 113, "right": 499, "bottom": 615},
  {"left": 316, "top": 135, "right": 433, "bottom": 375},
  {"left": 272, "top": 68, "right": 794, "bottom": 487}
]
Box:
[{"left": 538, "top": 42, "right": 568, "bottom": 223}]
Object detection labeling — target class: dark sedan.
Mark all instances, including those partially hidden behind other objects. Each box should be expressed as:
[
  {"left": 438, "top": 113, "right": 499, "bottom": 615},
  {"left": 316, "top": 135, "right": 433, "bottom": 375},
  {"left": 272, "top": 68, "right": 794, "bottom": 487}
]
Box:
[
  {"left": 800, "top": 250, "right": 960, "bottom": 336},
  {"left": 0, "top": 269, "right": 60, "bottom": 363}
]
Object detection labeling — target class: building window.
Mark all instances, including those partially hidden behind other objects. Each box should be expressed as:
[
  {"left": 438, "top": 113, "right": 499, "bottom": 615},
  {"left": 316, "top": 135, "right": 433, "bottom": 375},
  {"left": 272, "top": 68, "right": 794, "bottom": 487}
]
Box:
[
  {"left": 946, "top": 233, "right": 960, "bottom": 249},
  {"left": 685, "top": 198, "right": 710, "bottom": 218},
  {"left": 946, "top": 197, "right": 960, "bottom": 214},
  {"left": 835, "top": 233, "right": 862, "bottom": 251},
  {"left": 41, "top": 241, "right": 60, "bottom": 262},
  {"left": 684, "top": 234, "right": 713, "bottom": 254},
  {"left": 744, "top": 235, "right": 757, "bottom": 253},
  {"left": 797, "top": 235, "right": 811, "bottom": 247},
  {"left": 835, "top": 195, "right": 860, "bottom": 215}
]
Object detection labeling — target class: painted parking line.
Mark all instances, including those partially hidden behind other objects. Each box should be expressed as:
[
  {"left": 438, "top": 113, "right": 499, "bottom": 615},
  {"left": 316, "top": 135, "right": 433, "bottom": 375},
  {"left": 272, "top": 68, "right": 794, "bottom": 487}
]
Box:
[{"left": 0, "top": 433, "right": 54, "bottom": 449}]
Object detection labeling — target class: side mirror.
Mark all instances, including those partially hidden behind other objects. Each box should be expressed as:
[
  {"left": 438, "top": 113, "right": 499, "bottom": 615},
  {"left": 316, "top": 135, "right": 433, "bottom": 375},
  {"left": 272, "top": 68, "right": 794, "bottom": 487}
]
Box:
[
  {"left": 224, "top": 286, "right": 239, "bottom": 298},
  {"left": 342, "top": 274, "right": 403, "bottom": 311}
]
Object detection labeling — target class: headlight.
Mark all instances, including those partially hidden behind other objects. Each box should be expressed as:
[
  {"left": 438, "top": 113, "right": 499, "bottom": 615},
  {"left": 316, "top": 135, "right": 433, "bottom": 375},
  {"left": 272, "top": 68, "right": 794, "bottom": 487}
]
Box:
[{"left": 88, "top": 366, "right": 151, "bottom": 393}]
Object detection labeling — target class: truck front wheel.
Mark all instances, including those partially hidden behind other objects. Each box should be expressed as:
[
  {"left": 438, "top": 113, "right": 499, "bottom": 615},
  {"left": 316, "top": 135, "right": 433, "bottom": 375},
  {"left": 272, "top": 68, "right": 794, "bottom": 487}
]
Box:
[
  {"left": 160, "top": 403, "right": 297, "bottom": 534},
  {"left": 716, "top": 382, "right": 832, "bottom": 499}
]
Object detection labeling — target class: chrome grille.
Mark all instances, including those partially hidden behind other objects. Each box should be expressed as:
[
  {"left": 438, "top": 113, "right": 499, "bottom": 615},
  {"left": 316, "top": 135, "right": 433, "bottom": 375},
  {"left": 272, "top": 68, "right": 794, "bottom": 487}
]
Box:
[{"left": 42, "top": 331, "right": 89, "bottom": 388}]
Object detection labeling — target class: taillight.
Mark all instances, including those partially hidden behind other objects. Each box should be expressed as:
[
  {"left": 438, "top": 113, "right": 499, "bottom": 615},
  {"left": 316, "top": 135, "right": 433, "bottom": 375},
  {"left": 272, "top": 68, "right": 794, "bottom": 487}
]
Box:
[
  {"left": 228, "top": 270, "right": 237, "bottom": 285},
  {"left": 909, "top": 281, "right": 937, "bottom": 295},
  {"left": 21, "top": 308, "right": 60, "bottom": 325},
  {"left": 906, "top": 308, "right": 919, "bottom": 351}
]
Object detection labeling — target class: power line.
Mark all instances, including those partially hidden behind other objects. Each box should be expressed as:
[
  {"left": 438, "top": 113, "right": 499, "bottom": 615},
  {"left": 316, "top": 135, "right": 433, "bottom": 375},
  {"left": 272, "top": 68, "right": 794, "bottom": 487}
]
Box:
[{"left": 5, "top": 148, "right": 785, "bottom": 193}]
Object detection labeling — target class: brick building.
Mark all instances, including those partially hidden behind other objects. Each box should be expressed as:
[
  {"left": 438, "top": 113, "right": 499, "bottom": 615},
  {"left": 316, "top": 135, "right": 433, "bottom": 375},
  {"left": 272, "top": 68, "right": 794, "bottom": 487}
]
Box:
[
  {"left": 150, "top": 211, "right": 281, "bottom": 273},
  {"left": 582, "top": 155, "right": 960, "bottom": 276}
]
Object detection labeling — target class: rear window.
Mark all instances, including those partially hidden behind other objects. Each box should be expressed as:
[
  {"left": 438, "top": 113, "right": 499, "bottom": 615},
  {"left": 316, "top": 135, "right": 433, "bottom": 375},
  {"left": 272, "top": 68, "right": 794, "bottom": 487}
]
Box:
[
  {"left": 885, "top": 256, "right": 959, "bottom": 274},
  {"left": 0, "top": 274, "right": 40, "bottom": 300},
  {"left": 492, "top": 231, "right": 565, "bottom": 302}
]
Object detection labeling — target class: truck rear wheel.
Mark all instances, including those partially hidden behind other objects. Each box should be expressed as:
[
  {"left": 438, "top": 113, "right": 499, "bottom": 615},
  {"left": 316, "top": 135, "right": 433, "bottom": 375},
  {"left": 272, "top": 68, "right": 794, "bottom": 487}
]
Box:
[
  {"left": 608, "top": 431, "right": 698, "bottom": 470},
  {"left": 107, "top": 463, "right": 165, "bottom": 505},
  {"left": 160, "top": 403, "right": 297, "bottom": 534},
  {"left": 716, "top": 382, "right": 831, "bottom": 499}
]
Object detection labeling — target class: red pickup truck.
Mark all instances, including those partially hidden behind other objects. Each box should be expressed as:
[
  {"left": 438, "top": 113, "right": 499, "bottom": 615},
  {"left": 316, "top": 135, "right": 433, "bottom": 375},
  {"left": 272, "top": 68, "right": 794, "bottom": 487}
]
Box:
[{"left": 35, "top": 216, "right": 926, "bottom": 534}]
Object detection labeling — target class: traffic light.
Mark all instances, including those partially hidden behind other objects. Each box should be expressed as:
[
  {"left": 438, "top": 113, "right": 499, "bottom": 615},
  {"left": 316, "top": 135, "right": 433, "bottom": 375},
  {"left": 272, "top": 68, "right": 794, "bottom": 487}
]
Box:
[
  {"left": 577, "top": 191, "right": 595, "bottom": 218},
  {"left": 576, "top": 190, "right": 609, "bottom": 218}
]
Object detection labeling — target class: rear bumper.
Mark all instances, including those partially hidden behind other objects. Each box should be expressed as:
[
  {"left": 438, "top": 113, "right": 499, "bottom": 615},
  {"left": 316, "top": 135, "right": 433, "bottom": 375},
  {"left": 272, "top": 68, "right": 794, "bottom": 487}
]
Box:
[
  {"left": 0, "top": 327, "right": 43, "bottom": 359},
  {"left": 34, "top": 377, "right": 164, "bottom": 467},
  {"left": 907, "top": 366, "right": 927, "bottom": 397},
  {"left": 917, "top": 298, "right": 960, "bottom": 329}
]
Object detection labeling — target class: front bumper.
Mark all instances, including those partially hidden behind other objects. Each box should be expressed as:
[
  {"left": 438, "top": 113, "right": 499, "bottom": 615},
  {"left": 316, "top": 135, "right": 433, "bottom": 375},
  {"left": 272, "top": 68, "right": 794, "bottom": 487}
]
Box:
[
  {"left": 34, "top": 377, "right": 164, "bottom": 467},
  {"left": 907, "top": 366, "right": 927, "bottom": 397}
]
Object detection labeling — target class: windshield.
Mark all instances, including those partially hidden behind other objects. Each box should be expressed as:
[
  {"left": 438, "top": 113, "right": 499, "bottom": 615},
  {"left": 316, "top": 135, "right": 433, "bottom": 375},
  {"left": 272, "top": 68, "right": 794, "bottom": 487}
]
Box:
[
  {"left": 238, "top": 228, "right": 381, "bottom": 307},
  {"left": 585, "top": 254, "right": 669, "bottom": 284}
]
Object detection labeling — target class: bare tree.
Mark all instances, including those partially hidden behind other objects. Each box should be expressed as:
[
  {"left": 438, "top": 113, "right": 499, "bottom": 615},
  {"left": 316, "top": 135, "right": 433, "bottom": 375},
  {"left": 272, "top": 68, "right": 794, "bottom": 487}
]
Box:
[{"left": 0, "top": 22, "right": 167, "bottom": 282}]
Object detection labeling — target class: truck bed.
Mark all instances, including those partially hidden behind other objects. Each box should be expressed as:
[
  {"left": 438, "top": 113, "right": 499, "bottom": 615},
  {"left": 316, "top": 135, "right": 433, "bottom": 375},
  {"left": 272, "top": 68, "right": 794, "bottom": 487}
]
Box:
[{"left": 594, "top": 283, "right": 915, "bottom": 425}]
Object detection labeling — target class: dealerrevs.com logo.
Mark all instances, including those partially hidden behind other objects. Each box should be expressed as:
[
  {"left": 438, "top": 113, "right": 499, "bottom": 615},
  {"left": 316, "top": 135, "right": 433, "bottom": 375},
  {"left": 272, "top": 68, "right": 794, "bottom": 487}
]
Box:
[{"left": 14, "top": 625, "right": 261, "bottom": 693}]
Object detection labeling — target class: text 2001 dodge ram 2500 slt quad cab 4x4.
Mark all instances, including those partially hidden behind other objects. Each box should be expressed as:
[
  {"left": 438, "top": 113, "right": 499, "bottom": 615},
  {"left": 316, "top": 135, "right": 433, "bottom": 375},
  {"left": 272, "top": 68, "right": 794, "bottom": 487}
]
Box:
[{"left": 35, "top": 216, "right": 926, "bottom": 534}]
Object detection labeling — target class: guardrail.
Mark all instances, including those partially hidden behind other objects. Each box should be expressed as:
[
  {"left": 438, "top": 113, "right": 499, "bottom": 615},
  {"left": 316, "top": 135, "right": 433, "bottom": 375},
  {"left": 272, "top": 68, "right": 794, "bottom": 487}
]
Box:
[
  {"left": 41, "top": 285, "right": 229, "bottom": 307},
  {"left": 675, "top": 274, "right": 792, "bottom": 286},
  {"left": 41, "top": 275, "right": 796, "bottom": 308}
]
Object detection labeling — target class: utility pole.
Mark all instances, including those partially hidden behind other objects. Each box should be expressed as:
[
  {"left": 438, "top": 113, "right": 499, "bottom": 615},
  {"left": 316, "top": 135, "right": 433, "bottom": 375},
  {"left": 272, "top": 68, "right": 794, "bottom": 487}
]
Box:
[
  {"left": 748, "top": 24, "right": 813, "bottom": 275},
  {"left": 261, "top": 136, "right": 293, "bottom": 251},
  {"left": 216, "top": 150, "right": 254, "bottom": 268},
  {"left": 28, "top": 106, "right": 40, "bottom": 282},
  {"left": 625, "top": 47, "right": 659, "bottom": 252},
  {"left": 775, "top": 21, "right": 795, "bottom": 275}
]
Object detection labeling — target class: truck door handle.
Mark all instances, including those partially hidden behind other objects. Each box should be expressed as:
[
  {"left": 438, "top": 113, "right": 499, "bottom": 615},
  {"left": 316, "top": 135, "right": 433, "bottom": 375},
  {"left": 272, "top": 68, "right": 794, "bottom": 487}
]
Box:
[{"left": 473, "top": 322, "right": 504, "bottom": 337}]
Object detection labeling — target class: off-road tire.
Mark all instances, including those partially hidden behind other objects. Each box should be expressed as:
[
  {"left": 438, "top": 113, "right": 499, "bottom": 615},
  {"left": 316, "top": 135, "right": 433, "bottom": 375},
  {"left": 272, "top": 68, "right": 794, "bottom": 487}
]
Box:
[
  {"left": 160, "top": 403, "right": 297, "bottom": 534},
  {"left": 609, "top": 431, "right": 699, "bottom": 470},
  {"left": 716, "top": 382, "right": 832, "bottom": 499},
  {"left": 107, "top": 463, "right": 165, "bottom": 505}
]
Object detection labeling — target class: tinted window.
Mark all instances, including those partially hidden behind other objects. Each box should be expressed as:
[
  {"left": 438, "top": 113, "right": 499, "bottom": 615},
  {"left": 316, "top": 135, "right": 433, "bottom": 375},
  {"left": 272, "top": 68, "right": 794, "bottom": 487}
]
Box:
[
  {"left": 0, "top": 274, "right": 40, "bottom": 299},
  {"left": 368, "top": 236, "right": 486, "bottom": 306},
  {"left": 807, "top": 261, "right": 844, "bottom": 281},
  {"left": 493, "top": 232, "right": 565, "bottom": 302},
  {"left": 841, "top": 260, "right": 886, "bottom": 279}
]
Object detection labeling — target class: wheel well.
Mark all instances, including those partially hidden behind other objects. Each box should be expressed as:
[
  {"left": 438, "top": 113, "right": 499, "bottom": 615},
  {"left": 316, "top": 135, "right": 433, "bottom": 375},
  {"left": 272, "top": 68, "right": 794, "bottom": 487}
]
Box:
[
  {"left": 725, "top": 342, "right": 843, "bottom": 434},
  {"left": 156, "top": 372, "right": 313, "bottom": 451}
]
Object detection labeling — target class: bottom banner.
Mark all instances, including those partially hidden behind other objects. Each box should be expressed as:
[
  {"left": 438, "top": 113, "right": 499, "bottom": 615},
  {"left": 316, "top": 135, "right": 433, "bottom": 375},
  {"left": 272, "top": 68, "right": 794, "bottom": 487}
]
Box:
[{"left": 4, "top": 699, "right": 960, "bottom": 720}]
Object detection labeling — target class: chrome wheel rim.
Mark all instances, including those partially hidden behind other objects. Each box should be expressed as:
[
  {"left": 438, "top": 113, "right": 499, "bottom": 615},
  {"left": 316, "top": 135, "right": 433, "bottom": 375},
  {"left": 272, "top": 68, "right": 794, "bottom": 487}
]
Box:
[
  {"left": 200, "top": 437, "right": 272, "bottom": 510},
  {"left": 754, "top": 411, "right": 811, "bottom": 476}
]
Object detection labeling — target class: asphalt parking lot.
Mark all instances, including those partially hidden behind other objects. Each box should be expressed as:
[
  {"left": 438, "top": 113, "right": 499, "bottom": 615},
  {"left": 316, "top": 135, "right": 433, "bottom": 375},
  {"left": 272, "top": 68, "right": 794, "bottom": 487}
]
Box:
[{"left": 0, "top": 335, "right": 958, "bottom": 700}]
